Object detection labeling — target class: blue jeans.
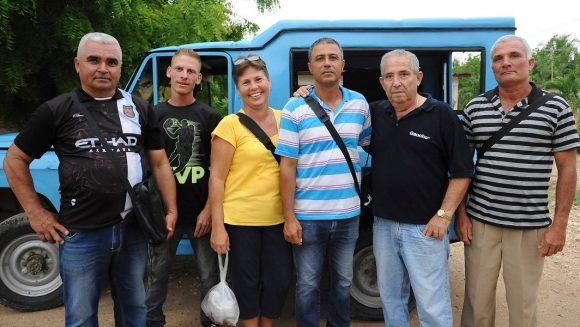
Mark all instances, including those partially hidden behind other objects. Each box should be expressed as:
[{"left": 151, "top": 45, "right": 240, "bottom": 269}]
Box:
[
  {"left": 373, "top": 217, "right": 452, "bottom": 327},
  {"left": 146, "top": 227, "right": 218, "bottom": 326},
  {"left": 59, "top": 220, "right": 147, "bottom": 327},
  {"left": 293, "top": 217, "right": 359, "bottom": 327}
]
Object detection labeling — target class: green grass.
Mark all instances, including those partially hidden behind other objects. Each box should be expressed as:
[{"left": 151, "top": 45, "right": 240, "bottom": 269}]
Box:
[
  {"left": 548, "top": 181, "right": 580, "bottom": 208},
  {"left": 574, "top": 190, "right": 580, "bottom": 205},
  {"left": 547, "top": 152, "right": 580, "bottom": 208}
]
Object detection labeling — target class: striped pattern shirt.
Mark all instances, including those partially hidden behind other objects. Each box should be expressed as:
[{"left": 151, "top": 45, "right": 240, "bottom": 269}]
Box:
[
  {"left": 276, "top": 86, "right": 372, "bottom": 220},
  {"left": 462, "top": 84, "right": 580, "bottom": 228}
]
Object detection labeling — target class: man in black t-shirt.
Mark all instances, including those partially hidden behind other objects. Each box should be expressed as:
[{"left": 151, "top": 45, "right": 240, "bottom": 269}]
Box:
[
  {"left": 146, "top": 49, "right": 221, "bottom": 327},
  {"left": 3, "top": 32, "right": 177, "bottom": 326},
  {"left": 369, "top": 50, "right": 472, "bottom": 326}
]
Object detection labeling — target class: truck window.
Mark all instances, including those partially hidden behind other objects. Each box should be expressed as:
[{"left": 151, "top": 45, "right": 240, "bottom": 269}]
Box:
[
  {"left": 196, "top": 56, "right": 229, "bottom": 117},
  {"left": 452, "top": 51, "right": 482, "bottom": 111},
  {"left": 133, "top": 63, "right": 154, "bottom": 104},
  {"left": 290, "top": 49, "right": 485, "bottom": 109}
]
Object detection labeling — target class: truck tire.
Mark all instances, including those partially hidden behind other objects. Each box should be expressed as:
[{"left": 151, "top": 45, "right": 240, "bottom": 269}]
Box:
[
  {"left": 350, "top": 231, "right": 417, "bottom": 321},
  {"left": 350, "top": 233, "right": 383, "bottom": 320},
  {"left": 0, "top": 213, "right": 63, "bottom": 311}
]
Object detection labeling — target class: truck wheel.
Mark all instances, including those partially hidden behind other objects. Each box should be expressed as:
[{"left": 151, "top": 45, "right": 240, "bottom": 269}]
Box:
[
  {"left": 350, "top": 231, "right": 417, "bottom": 320},
  {"left": 0, "top": 213, "right": 63, "bottom": 311},
  {"left": 350, "top": 234, "right": 383, "bottom": 320}
]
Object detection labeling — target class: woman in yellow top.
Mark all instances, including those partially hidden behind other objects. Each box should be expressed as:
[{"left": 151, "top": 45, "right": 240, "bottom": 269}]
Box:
[{"left": 210, "top": 55, "right": 291, "bottom": 327}]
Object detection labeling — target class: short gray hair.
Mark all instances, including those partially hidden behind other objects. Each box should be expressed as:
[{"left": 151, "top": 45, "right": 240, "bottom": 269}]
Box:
[
  {"left": 380, "top": 49, "right": 420, "bottom": 75},
  {"left": 491, "top": 35, "right": 532, "bottom": 59},
  {"left": 308, "top": 37, "right": 344, "bottom": 62},
  {"left": 77, "top": 32, "right": 122, "bottom": 62}
]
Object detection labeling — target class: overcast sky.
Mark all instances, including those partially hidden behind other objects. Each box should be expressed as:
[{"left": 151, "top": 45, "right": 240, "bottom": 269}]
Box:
[{"left": 232, "top": 0, "right": 579, "bottom": 50}]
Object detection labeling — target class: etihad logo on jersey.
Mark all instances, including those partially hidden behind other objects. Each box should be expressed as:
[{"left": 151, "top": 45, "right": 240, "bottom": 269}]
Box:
[
  {"left": 409, "top": 131, "right": 431, "bottom": 140},
  {"left": 75, "top": 136, "right": 138, "bottom": 152}
]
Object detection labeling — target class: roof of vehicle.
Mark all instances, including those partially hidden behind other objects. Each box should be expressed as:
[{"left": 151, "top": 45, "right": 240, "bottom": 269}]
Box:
[{"left": 149, "top": 17, "right": 516, "bottom": 53}]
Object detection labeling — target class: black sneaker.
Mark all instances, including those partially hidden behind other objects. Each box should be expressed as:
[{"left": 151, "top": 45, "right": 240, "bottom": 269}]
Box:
[{"left": 201, "top": 322, "right": 218, "bottom": 327}]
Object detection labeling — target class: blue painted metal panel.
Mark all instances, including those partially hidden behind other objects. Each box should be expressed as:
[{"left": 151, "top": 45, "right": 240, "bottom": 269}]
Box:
[{"left": 128, "top": 18, "right": 515, "bottom": 116}]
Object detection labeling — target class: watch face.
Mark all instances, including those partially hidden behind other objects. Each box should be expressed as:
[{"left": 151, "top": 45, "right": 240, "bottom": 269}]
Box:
[{"left": 437, "top": 209, "right": 450, "bottom": 220}]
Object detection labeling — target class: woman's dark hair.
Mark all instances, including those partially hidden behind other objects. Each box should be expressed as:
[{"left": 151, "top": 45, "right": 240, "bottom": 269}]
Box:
[{"left": 232, "top": 54, "right": 269, "bottom": 84}]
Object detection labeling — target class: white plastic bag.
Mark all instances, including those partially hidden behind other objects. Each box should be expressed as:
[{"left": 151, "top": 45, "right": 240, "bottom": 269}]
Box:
[{"left": 201, "top": 253, "right": 239, "bottom": 326}]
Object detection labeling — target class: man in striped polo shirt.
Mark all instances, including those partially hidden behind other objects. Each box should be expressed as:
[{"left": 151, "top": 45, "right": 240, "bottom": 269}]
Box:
[
  {"left": 457, "top": 35, "right": 580, "bottom": 326},
  {"left": 277, "top": 37, "right": 371, "bottom": 327}
]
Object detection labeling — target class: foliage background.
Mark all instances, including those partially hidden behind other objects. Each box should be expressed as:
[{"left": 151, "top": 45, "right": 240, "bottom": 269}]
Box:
[
  {"left": 0, "top": 0, "right": 278, "bottom": 129},
  {"left": 1, "top": 2, "right": 577, "bottom": 129},
  {"left": 453, "top": 35, "right": 579, "bottom": 113}
]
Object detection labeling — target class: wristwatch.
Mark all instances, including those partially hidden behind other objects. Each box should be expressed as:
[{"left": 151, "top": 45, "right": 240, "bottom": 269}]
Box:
[{"left": 436, "top": 209, "right": 452, "bottom": 221}]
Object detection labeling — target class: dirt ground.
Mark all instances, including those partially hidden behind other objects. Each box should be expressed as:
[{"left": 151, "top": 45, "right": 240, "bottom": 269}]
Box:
[{"left": 1, "top": 165, "right": 580, "bottom": 326}]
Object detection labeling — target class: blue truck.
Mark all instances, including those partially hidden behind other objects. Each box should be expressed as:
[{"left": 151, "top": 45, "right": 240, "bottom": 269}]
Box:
[{"left": 0, "top": 17, "right": 515, "bottom": 319}]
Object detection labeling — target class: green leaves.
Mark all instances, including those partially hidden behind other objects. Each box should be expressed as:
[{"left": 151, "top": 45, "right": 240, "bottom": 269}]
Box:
[
  {"left": 531, "top": 34, "right": 578, "bottom": 109},
  {"left": 0, "top": 0, "right": 277, "bottom": 127},
  {"left": 453, "top": 53, "right": 482, "bottom": 110},
  {"left": 454, "top": 35, "right": 578, "bottom": 112}
]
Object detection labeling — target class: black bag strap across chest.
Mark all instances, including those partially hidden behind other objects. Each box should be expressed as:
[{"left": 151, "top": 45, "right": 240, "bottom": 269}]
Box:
[
  {"left": 236, "top": 112, "right": 280, "bottom": 164},
  {"left": 478, "top": 90, "right": 554, "bottom": 160},
  {"left": 304, "top": 95, "right": 361, "bottom": 198}
]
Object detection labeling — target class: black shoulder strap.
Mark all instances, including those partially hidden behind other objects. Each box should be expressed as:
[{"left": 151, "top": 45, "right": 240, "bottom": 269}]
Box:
[
  {"left": 304, "top": 95, "right": 361, "bottom": 197},
  {"left": 71, "top": 91, "right": 140, "bottom": 205},
  {"left": 478, "top": 92, "right": 554, "bottom": 160},
  {"left": 236, "top": 112, "right": 280, "bottom": 164}
]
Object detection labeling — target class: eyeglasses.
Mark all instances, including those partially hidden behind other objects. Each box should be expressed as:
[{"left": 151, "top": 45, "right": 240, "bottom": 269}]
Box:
[{"left": 233, "top": 55, "right": 262, "bottom": 66}]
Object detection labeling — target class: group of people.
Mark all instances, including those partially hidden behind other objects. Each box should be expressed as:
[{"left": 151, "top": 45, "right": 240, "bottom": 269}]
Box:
[{"left": 3, "top": 30, "right": 578, "bottom": 327}]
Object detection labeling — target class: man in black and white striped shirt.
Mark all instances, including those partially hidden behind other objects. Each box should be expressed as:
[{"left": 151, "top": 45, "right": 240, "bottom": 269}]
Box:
[{"left": 457, "top": 35, "right": 580, "bottom": 326}]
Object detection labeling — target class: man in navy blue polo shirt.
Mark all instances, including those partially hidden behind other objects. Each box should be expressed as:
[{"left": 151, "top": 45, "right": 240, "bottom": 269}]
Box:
[{"left": 369, "top": 49, "right": 473, "bottom": 326}]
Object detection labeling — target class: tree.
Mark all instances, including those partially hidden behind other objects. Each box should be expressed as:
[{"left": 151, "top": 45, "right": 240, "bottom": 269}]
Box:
[
  {"left": 453, "top": 35, "right": 579, "bottom": 112},
  {"left": 531, "top": 34, "right": 579, "bottom": 109},
  {"left": 453, "top": 53, "right": 481, "bottom": 110},
  {"left": 0, "top": 0, "right": 278, "bottom": 128}
]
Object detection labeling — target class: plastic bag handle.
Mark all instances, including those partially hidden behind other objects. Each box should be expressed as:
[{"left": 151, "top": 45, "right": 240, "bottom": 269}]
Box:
[{"left": 218, "top": 252, "right": 228, "bottom": 282}]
